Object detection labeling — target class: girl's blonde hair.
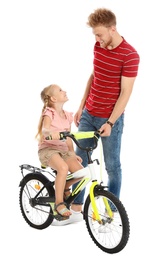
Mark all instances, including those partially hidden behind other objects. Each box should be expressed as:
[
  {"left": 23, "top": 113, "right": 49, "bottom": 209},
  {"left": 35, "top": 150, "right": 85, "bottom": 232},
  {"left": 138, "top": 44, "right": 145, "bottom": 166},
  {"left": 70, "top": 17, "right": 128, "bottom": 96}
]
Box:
[{"left": 35, "top": 84, "right": 57, "bottom": 141}]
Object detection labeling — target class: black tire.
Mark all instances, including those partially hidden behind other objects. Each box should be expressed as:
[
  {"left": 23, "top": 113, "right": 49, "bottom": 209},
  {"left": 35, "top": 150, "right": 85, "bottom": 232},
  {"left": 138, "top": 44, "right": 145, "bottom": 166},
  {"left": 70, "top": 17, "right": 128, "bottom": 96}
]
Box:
[
  {"left": 83, "top": 189, "right": 130, "bottom": 254},
  {"left": 19, "top": 173, "right": 54, "bottom": 229}
]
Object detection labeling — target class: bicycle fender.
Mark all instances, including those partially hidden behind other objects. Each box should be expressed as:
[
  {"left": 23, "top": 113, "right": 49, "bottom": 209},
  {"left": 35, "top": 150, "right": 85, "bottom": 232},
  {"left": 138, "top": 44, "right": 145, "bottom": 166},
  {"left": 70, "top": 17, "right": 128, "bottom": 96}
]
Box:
[{"left": 19, "top": 172, "right": 51, "bottom": 187}]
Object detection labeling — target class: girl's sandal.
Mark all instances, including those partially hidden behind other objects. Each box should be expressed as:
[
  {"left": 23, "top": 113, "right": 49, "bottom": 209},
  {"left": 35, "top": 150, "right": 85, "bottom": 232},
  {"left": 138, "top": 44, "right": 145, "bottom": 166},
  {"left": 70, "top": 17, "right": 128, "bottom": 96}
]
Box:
[{"left": 54, "top": 202, "right": 72, "bottom": 217}]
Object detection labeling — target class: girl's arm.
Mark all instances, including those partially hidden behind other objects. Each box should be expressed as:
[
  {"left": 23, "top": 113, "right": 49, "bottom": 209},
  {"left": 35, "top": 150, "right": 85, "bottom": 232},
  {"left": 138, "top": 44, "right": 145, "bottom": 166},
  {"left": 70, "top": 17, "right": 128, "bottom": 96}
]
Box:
[
  {"left": 66, "top": 128, "right": 83, "bottom": 163},
  {"left": 42, "top": 115, "right": 60, "bottom": 139}
]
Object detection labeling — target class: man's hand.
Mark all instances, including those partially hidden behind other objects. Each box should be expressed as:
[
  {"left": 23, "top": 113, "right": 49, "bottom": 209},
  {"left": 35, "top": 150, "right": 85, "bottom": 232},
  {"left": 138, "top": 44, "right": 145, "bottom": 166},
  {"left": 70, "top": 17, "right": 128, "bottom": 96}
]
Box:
[
  {"left": 74, "top": 108, "right": 83, "bottom": 127},
  {"left": 99, "top": 123, "right": 112, "bottom": 136}
]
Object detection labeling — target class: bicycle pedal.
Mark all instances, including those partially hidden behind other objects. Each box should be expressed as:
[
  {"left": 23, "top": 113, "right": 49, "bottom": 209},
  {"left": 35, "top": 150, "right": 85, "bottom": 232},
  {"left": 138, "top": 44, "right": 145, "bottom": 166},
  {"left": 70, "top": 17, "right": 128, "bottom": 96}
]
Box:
[{"left": 54, "top": 214, "right": 69, "bottom": 221}]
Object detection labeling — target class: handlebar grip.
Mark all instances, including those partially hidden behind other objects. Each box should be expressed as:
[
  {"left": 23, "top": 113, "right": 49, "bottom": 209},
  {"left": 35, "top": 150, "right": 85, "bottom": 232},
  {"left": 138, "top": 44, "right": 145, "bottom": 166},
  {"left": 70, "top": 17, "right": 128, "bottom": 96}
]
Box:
[
  {"left": 97, "top": 130, "right": 104, "bottom": 135},
  {"left": 45, "top": 135, "right": 52, "bottom": 140},
  {"left": 45, "top": 131, "right": 70, "bottom": 141}
]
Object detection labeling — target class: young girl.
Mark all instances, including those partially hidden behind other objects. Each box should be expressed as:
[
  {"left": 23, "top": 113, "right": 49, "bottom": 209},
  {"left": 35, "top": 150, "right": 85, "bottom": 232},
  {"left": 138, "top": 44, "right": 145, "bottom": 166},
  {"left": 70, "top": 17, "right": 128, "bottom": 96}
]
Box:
[{"left": 35, "top": 84, "right": 83, "bottom": 217}]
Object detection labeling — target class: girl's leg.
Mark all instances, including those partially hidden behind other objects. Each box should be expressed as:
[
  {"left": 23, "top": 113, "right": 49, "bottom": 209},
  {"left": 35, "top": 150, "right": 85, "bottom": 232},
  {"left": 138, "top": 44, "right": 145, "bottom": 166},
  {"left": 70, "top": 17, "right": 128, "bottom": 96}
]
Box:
[
  {"left": 64, "top": 155, "right": 84, "bottom": 197},
  {"left": 71, "top": 109, "right": 96, "bottom": 210},
  {"left": 48, "top": 153, "right": 71, "bottom": 216}
]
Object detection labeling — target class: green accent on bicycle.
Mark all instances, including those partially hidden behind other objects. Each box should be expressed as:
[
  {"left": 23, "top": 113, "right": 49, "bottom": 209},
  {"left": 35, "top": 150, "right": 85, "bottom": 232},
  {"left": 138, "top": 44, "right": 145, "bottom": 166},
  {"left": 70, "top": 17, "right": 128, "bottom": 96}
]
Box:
[
  {"left": 50, "top": 202, "right": 57, "bottom": 215},
  {"left": 66, "top": 174, "right": 74, "bottom": 180},
  {"left": 90, "top": 181, "right": 101, "bottom": 222},
  {"left": 72, "top": 177, "right": 90, "bottom": 195},
  {"left": 60, "top": 133, "right": 63, "bottom": 139},
  {"left": 71, "top": 131, "right": 97, "bottom": 140},
  {"left": 41, "top": 164, "right": 47, "bottom": 169},
  {"left": 103, "top": 198, "right": 113, "bottom": 218}
]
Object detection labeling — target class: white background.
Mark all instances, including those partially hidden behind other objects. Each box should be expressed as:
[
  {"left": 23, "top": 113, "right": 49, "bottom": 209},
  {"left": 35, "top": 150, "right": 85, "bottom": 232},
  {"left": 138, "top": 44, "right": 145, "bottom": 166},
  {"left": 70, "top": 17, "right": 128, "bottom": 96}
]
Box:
[{"left": 0, "top": 0, "right": 151, "bottom": 259}]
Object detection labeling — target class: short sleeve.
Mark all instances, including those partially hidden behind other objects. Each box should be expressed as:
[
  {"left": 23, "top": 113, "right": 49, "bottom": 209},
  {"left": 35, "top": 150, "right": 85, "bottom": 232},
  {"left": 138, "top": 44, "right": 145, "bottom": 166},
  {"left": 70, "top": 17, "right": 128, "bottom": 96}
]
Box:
[
  {"left": 42, "top": 107, "right": 55, "bottom": 120},
  {"left": 122, "top": 52, "right": 140, "bottom": 77}
]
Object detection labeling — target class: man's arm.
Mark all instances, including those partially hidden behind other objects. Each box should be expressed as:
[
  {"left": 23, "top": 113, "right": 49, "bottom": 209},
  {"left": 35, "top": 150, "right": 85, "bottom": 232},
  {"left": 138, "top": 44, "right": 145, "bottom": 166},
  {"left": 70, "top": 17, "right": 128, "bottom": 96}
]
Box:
[
  {"left": 74, "top": 72, "right": 94, "bottom": 126},
  {"left": 99, "top": 76, "right": 137, "bottom": 136}
]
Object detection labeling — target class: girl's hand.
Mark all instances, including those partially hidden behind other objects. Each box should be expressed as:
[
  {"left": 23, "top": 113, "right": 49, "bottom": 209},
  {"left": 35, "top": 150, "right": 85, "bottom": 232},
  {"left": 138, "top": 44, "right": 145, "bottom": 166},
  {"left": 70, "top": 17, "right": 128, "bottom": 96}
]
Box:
[
  {"left": 50, "top": 132, "right": 60, "bottom": 140},
  {"left": 42, "top": 128, "right": 60, "bottom": 140}
]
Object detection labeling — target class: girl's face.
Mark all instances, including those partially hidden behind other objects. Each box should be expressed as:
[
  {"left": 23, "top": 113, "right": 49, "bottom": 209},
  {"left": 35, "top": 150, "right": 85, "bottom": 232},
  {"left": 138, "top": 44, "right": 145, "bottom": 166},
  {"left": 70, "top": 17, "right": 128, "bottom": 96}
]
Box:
[{"left": 51, "top": 85, "right": 68, "bottom": 103}]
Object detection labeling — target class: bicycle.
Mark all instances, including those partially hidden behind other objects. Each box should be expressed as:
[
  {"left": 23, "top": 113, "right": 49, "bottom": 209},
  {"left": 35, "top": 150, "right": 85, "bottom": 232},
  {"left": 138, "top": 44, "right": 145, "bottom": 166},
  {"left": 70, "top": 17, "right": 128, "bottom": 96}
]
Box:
[{"left": 19, "top": 131, "right": 130, "bottom": 254}]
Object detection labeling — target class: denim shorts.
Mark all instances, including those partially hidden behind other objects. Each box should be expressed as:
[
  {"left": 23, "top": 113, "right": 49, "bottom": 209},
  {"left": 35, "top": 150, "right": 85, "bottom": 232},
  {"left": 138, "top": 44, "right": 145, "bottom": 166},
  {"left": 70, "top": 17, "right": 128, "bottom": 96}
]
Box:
[{"left": 38, "top": 147, "right": 75, "bottom": 167}]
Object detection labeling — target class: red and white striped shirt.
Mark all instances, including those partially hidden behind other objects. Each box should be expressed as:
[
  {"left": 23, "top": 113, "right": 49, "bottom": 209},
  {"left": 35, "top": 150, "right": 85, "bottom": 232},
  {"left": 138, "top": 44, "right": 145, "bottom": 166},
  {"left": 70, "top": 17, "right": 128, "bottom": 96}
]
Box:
[{"left": 85, "top": 38, "right": 140, "bottom": 118}]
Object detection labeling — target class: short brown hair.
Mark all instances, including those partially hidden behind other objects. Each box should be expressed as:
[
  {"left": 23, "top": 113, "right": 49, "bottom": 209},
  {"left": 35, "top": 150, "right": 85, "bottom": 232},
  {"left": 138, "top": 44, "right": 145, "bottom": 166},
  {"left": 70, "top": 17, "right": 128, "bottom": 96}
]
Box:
[{"left": 87, "top": 8, "right": 116, "bottom": 28}]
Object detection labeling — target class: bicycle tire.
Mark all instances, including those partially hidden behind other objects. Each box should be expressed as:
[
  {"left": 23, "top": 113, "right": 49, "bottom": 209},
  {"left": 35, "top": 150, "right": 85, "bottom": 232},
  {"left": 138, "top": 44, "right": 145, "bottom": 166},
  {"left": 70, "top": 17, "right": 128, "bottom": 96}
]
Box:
[
  {"left": 19, "top": 173, "right": 54, "bottom": 229},
  {"left": 83, "top": 189, "right": 130, "bottom": 254}
]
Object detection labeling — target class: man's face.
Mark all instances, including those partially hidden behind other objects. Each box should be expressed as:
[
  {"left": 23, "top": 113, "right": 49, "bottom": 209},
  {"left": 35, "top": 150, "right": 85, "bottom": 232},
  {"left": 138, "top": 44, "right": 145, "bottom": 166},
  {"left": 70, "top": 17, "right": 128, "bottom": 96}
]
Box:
[{"left": 93, "top": 25, "right": 115, "bottom": 49}]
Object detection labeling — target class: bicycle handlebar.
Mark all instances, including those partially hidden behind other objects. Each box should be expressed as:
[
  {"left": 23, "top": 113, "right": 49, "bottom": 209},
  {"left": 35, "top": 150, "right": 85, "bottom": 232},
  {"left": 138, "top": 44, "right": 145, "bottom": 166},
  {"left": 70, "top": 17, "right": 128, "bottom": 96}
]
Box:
[{"left": 45, "top": 131, "right": 103, "bottom": 152}]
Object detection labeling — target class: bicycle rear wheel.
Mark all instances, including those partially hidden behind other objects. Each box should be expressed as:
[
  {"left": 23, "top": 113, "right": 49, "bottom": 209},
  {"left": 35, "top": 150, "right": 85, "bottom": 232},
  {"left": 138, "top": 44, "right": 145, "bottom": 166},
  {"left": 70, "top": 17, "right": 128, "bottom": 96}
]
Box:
[
  {"left": 19, "top": 173, "right": 55, "bottom": 229},
  {"left": 84, "top": 189, "right": 130, "bottom": 254}
]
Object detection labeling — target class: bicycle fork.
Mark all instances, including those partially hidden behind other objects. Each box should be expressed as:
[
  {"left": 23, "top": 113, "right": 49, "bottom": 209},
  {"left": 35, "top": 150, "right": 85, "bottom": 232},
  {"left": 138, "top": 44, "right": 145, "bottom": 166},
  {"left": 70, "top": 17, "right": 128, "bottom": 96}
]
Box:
[{"left": 90, "top": 182, "right": 113, "bottom": 223}]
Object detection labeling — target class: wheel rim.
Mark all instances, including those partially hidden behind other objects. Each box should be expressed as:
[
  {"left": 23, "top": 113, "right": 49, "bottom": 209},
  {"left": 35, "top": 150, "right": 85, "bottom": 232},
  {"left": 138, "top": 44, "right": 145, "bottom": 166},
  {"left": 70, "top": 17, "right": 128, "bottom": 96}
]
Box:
[
  {"left": 21, "top": 179, "right": 52, "bottom": 226},
  {"left": 87, "top": 196, "right": 123, "bottom": 250}
]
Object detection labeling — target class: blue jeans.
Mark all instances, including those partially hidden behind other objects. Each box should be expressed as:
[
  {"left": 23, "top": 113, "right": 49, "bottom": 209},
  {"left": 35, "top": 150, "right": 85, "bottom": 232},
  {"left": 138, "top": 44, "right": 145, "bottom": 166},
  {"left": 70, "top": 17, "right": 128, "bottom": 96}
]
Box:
[{"left": 72, "top": 109, "right": 124, "bottom": 204}]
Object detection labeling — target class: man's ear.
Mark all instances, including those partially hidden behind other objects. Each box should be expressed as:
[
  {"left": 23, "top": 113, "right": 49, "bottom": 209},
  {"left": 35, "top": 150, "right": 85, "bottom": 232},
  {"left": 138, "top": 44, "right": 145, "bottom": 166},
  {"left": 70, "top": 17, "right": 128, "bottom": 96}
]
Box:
[{"left": 111, "top": 25, "right": 116, "bottom": 33}]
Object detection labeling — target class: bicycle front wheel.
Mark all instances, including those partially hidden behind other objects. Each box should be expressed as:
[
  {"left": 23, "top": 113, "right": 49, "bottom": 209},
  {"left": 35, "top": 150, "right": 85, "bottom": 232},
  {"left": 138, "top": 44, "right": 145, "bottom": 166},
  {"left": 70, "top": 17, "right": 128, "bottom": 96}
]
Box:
[
  {"left": 19, "top": 174, "right": 54, "bottom": 229},
  {"left": 84, "top": 189, "right": 130, "bottom": 254}
]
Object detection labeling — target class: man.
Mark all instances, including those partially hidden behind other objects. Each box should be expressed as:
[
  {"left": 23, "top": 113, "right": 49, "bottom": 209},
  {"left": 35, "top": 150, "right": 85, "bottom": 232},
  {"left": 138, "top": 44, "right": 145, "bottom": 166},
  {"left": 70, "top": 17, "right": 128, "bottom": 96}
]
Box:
[{"left": 52, "top": 7, "right": 140, "bottom": 226}]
